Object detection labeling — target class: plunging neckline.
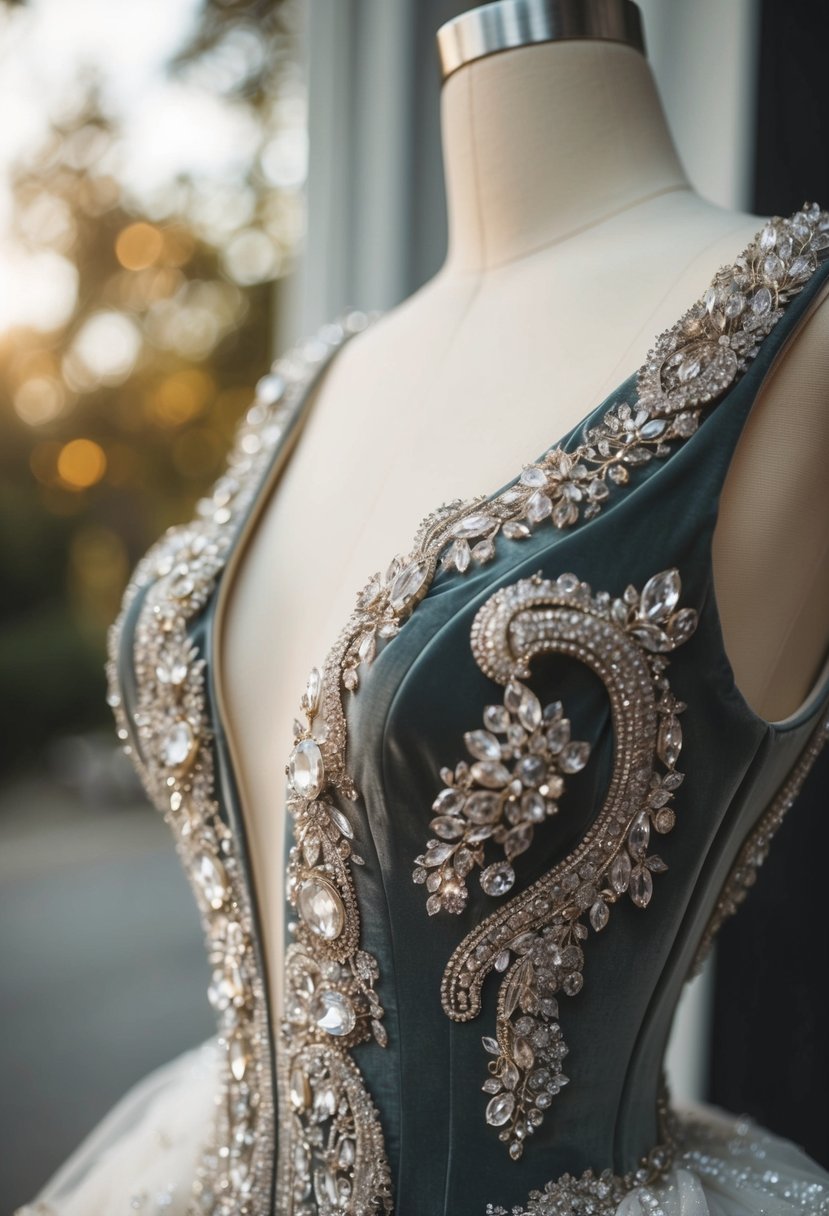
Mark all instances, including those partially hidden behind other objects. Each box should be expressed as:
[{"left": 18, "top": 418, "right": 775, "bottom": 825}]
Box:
[{"left": 209, "top": 220, "right": 829, "bottom": 841}]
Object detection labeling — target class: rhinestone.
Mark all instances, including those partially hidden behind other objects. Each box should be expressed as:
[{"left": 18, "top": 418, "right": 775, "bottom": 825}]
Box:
[
  {"left": 197, "top": 853, "right": 229, "bottom": 910},
  {"left": 288, "top": 738, "right": 325, "bottom": 799},
  {"left": 480, "top": 861, "right": 515, "bottom": 897},
  {"left": 162, "top": 720, "right": 197, "bottom": 770},
  {"left": 297, "top": 877, "right": 345, "bottom": 940},
  {"left": 314, "top": 989, "right": 357, "bottom": 1036},
  {"left": 485, "top": 1091, "right": 516, "bottom": 1126}
]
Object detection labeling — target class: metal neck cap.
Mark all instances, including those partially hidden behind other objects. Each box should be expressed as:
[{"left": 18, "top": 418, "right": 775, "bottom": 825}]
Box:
[{"left": 437, "top": 0, "right": 646, "bottom": 82}]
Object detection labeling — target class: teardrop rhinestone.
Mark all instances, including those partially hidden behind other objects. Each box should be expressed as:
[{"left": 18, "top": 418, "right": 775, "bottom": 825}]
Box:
[
  {"left": 229, "top": 1031, "right": 249, "bottom": 1081},
  {"left": 197, "top": 853, "right": 229, "bottom": 910},
  {"left": 288, "top": 738, "right": 325, "bottom": 799},
  {"left": 296, "top": 877, "right": 345, "bottom": 940},
  {"left": 516, "top": 687, "right": 542, "bottom": 731},
  {"left": 559, "top": 741, "right": 590, "bottom": 774},
  {"left": 485, "top": 1091, "right": 516, "bottom": 1127},
  {"left": 480, "top": 861, "right": 516, "bottom": 897},
  {"left": 484, "top": 705, "right": 511, "bottom": 734},
  {"left": 590, "top": 899, "right": 610, "bottom": 931},
  {"left": 628, "top": 812, "right": 651, "bottom": 855},
  {"left": 639, "top": 569, "right": 680, "bottom": 622},
  {"left": 313, "top": 989, "right": 357, "bottom": 1036},
  {"left": 304, "top": 666, "right": 322, "bottom": 713}
]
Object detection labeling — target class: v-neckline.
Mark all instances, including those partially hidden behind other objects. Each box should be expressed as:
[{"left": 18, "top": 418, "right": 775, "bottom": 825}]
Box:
[{"left": 208, "top": 209, "right": 829, "bottom": 816}]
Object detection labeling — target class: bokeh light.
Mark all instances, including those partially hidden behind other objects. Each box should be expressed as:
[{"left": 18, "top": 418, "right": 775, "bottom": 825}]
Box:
[{"left": 56, "top": 438, "right": 107, "bottom": 490}]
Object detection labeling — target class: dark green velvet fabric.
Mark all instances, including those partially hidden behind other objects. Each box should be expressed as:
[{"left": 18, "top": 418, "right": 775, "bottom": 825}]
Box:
[{"left": 120, "top": 254, "right": 829, "bottom": 1215}]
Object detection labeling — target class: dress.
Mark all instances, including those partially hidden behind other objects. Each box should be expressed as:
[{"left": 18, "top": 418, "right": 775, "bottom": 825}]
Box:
[{"left": 17, "top": 202, "right": 829, "bottom": 1216}]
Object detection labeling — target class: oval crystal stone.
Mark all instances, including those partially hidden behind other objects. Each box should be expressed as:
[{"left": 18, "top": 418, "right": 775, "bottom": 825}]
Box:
[
  {"left": 289, "top": 737, "right": 325, "bottom": 799},
  {"left": 289, "top": 1066, "right": 311, "bottom": 1111},
  {"left": 314, "top": 989, "right": 357, "bottom": 1036},
  {"left": 197, "top": 852, "right": 229, "bottom": 910},
  {"left": 297, "top": 876, "right": 345, "bottom": 940},
  {"left": 486, "top": 1091, "right": 516, "bottom": 1126},
  {"left": 162, "top": 719, "right": 197, "bottom": 769}
]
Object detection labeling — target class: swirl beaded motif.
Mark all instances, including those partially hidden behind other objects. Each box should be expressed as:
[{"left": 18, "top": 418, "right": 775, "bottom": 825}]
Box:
[
  {"left": 105, "top": 203, "right": 829, "bottom": 1216},
  {"left": 417, "top": 568, "right": 696, "bottom": 1160}
]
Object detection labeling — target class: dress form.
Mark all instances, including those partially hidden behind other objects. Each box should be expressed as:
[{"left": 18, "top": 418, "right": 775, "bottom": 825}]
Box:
[{"left": 215, "top": 5, "right": 829, "bottom": 1029}]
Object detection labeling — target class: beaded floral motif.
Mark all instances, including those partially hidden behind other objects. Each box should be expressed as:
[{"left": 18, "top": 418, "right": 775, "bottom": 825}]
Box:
[
  {"left": 431, "top": 201, "right": 829, "bottom": 575},
  {"left": 413, "top": 686, "right": 592, "bottom": 913},
  {"left": 105, "top": 312, "right": 379, "bottom": 1216},
  {"left": 418, "top": 570, "right": 696, "bottom": 1159}
]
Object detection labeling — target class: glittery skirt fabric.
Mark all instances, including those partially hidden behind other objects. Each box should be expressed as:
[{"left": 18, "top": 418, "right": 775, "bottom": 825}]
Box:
[{"left": 14, "top": 1038, "right": 829, "bottom": 1215}]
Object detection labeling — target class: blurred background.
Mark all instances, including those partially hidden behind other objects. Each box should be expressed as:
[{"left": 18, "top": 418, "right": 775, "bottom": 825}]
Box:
[{"left": 1, "top": 0, "right": 828, "bottom": 1210}]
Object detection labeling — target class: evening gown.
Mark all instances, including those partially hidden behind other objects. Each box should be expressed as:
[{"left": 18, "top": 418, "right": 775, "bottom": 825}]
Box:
[{"left": 17, "top": 202, "right": 829, "bottom": 1216}]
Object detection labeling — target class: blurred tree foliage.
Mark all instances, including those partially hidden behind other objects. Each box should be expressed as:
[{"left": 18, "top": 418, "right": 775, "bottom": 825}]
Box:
[{"left": 0, "top": 0, "right": 302, "bottom": 777}]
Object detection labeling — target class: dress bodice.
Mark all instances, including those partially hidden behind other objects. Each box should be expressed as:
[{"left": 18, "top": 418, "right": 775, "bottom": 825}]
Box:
[{"left": 107, "top": 203, "right": 829, "bottom": 1216}]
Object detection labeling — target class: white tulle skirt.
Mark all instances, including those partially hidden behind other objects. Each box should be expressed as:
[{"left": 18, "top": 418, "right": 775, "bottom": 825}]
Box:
[{"left": 15, "top": 1036, "right": 829, "bottom": 1216}]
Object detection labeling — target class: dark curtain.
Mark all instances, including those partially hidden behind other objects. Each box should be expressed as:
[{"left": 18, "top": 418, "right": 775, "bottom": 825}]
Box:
[{"left": 709, "top": 0, "right": 829, "bottom": 1167}]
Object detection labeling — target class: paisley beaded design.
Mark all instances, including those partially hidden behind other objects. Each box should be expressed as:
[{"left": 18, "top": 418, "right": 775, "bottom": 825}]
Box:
[{"left": 420, "top": 569, "right": 696, "bottom": 1159}]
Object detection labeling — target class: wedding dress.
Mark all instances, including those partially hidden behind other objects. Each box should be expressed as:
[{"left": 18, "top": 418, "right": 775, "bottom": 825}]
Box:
[{"left": 17, "top": 202, "right": 829, "bottom": 1216}]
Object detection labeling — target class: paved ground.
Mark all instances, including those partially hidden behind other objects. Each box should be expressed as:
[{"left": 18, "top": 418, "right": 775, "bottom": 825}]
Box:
[{"left": 0, "top": 769, "right": 214, "bottom": 1214}]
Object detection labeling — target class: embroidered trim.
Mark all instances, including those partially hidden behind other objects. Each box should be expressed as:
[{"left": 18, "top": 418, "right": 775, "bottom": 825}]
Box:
[
  {"left": 422, "top": 570, "right": 695, "bottom": 1158},
  {"left": 105, "top": 312, "right": 375, "bottom": 1216},
  {"left": 277, "top": 671, "right": 392, "bottom": 1214}
]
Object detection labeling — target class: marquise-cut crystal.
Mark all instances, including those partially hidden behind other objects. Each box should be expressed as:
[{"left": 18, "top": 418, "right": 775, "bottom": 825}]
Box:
[
  {"left": 451, "top": 513, "right": 497, "bottom": 539},
  {"left": 464, "top": 729, "right": 502, "bottom": 761},
  {"left": 197, "top": 852, "right": 229, "bottom": 910},
  {"left": 658, "top": 716, "right": 683, "bottom": 767},
  {"left": 640, "top": 568, "right": 680, "bottom": 622},
  {"left": 389, "top": 559, "right": 429, "bottom": 610},
  {"left": 289, "top": 737, "right": 325, "bottom": 799},
  {"left": 229, "top": 1032, "right": 249, "bottom": 1081},
  {"left": 297, "top": 876, "right": 345, "bottom": 940}
]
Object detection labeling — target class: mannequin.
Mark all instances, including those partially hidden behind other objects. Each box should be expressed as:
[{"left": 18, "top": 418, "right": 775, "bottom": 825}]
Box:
[{"left": 215, "top": 0, "right": 829, "bottom": 1026}]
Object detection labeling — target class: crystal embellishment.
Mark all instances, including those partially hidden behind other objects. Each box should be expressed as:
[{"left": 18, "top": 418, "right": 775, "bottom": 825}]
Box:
[{"left": 427, "top": 569, "right": 697, "bottom": 1160}]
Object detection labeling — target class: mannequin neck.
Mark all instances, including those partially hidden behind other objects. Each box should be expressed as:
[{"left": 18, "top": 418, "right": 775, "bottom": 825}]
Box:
[{"left": 440, "top": 37, "right": 691, "bottom": 272}]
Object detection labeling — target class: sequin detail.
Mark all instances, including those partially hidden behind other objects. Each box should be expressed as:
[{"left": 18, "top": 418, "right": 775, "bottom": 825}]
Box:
[{"left": 423, "top": 570, "right": 695, "bottom": 1158}]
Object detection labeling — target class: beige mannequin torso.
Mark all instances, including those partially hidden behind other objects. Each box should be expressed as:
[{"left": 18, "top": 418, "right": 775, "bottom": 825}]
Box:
[{"left": 214, "top": 39, "right": 829, "bottom": 1024}]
